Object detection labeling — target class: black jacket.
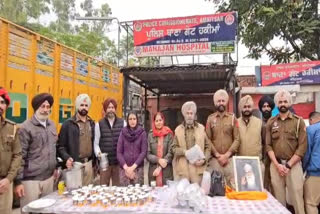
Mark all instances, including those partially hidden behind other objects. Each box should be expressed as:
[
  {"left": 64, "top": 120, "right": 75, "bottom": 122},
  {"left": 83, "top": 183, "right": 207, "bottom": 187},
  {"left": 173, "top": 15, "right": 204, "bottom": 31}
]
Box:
[
  {"left": 57, "top": 115, "right": 95, "bottom": 167},
  {"left": 98, "top": 117, "right": 124, "bottom": 165}
]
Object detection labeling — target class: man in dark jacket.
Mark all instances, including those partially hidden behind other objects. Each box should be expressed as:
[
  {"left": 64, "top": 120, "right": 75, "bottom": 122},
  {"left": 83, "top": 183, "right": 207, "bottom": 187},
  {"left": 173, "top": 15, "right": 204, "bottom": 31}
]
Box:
[
  {"left": 94, "top": 98, "right": 125, "bottom": 186},
  {"left": 15, "top": 93, "right": 57, "bottom": 214},
  {"left": 58, "top": 94, "right": 95, "bottom": 186}
]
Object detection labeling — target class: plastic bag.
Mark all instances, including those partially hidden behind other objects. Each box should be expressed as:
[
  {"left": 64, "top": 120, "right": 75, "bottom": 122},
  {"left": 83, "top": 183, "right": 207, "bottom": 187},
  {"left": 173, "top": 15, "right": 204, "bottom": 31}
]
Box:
[
  {"left": 99, "top": 153, "right": 109, "bottom": 171},
  {"left": 201, "top": 171, "right": 211, "bottom": 195},
  {"left": 185, "top": 144, "right": 205, "bottom": 164},
  {"left": 158, "top": 179, "right": 208, "bottom": 213}
]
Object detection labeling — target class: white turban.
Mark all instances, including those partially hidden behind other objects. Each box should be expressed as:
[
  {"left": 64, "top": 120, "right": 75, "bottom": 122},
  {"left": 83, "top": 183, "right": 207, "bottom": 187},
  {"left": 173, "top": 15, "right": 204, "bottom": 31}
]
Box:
[
  {"left": 75, "top": 94, "right": 91, "bottom": 110},
  {"left": 213, "top": 89, "right": 229, "bottom": 105},
  {"left": 181, "top": 101, "right": 197, "bottom": 116},
  {"left": 274, "top": 89, "right": 292, "bottom": 106},
  {"left": 239, "top": 95, "right": 254, "bottom": 112}
]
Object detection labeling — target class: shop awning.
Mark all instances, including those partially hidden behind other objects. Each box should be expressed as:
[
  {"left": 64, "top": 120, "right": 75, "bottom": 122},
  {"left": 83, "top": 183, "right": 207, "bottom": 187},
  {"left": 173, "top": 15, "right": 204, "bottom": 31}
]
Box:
[{"left": 120, "top": 64, "right": 237, "bottom": 95}]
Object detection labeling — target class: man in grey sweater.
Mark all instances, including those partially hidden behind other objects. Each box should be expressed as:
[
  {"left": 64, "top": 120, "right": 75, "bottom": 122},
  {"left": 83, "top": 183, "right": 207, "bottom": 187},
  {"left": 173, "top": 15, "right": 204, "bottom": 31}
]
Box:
[{"left": 15, "top": 93, "right": 57, "bottom": 213}]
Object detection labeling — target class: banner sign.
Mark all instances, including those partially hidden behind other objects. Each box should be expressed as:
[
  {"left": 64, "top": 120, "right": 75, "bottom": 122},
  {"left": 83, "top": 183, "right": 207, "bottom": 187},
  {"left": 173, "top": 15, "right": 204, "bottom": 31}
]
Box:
[
  {"left": 133, "top": 12, "right": 237, "bottom": 57},
  {"left": 261, "top": 61, "right": 320, "bottom": 86}
]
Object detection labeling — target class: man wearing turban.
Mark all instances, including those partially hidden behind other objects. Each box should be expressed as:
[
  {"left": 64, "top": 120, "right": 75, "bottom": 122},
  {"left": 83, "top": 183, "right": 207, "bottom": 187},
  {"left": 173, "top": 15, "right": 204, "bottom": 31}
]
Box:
[
  {"left": 94, "top": 98, "right": 126, "bottom": 186},
  {"left": 266, "top": 89, "right": 306, "bottom": 214},
  {"left": 172, "top": 101, "right": 210, "bottom": 184},
  {"left": 0, "top": 87, "right": 21, "bottom": 214},
  {"left": 237, "top": 95, "right": 264, "bottom": 182},
  {"left": 205, "top": 89, "right": 240, "bottom": 188},
  {"left": 57, "top": 94, "right": 95, "bottom": 186},
  {"left": 15, "top": 93, "right": 57, "bottom": 214},
  {"left": 258, "top": 95, "right": 275, "bottom": 193}
]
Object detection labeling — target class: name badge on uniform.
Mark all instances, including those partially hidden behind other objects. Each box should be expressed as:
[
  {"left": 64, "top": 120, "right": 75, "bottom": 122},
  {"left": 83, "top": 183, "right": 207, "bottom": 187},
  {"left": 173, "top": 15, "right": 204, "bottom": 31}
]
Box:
[{"left": 272, "top": 121, "right": 279, "bottom": 130}]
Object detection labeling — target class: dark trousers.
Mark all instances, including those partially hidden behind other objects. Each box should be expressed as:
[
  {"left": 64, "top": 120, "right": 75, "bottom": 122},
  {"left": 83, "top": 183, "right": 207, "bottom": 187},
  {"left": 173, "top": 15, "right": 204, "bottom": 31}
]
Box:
[{"left": 100, "top": 165, "right": 120, "bottom": 186}]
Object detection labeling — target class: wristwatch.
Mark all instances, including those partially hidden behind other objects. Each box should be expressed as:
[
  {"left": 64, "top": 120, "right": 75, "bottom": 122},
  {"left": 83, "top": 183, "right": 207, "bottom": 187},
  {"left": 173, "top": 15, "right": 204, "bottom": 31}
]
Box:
[{"left": 285, "top": 163, "right": 292, "bottom": 169}]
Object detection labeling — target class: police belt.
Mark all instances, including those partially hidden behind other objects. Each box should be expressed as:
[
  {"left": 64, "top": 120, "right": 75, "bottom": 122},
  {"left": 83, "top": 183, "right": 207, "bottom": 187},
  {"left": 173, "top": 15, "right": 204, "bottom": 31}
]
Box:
[{"left": 276, "top": 158, "right": 288, "bottom": 165}]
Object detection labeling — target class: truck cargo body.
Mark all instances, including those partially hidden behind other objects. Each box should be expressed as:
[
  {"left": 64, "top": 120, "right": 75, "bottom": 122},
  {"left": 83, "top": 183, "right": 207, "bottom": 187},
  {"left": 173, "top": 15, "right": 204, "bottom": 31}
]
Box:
[{"left": 0, "top": 17, "right": 123, "bottom": 128}]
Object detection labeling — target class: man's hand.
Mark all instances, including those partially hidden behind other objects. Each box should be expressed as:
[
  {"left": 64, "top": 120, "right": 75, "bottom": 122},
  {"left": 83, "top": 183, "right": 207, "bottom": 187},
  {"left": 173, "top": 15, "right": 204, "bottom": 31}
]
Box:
[
  {"left": 15, "top": 184, "right": 25, "bottom": 198},
  {"left": 0, "top": 178, "right": 10, "bottom": 194},
  {"left": 276, "top": 163, "right": 287, "bottom": 177},
  {"left": 218, "top": 154, "right": 229, "bottom": 167},
  {"left": 53, "top": 169, "right": 61, "bottom": 181},
  {"left": 66, "top": 157, "right": 73, "bottom": 169},
  {"left": 158, "top": 159, "right": 168, "bottom": 168},
  {"left": 153, "top": 167, "right": 162, "bottom": 177},
  {"left": 283, "top": 164, "right": 290, "bottom": 176},
  {"left": 195, "top": 159, "right": 205, "bottom": 167},
  {"left": 214, "top": 152, "right": 221, "bottom": 158}
]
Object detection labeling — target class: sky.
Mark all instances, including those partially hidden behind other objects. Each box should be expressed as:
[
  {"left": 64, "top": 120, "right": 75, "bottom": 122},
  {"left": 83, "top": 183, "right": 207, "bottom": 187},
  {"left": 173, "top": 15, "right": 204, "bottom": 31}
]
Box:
[{"left": 48, "top": 0, "right": 272, "bottom": 75}]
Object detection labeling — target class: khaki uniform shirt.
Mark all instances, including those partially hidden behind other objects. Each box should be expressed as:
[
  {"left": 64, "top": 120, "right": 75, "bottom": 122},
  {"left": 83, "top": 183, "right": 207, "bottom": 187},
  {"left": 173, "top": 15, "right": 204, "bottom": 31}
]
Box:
[
  {"left": 76, "top": 114, "right": 93, "bottom": 159},
  {"left": 265, "top": 112, "right": 307, "bottom": 160},
  {"left": 238, "top": 116, "right": 262, "bottom": 159},
  {"left": 205, "top": 112, "right": 240, "bottom": 156},
  {"left": 0, "top": 118, "right": 22, "bottom": 182}
]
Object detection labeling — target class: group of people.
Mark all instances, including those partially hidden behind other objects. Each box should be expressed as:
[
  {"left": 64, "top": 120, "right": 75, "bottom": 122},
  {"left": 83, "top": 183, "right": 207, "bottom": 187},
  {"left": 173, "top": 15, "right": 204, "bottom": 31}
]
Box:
[{"left": 0, "top": 86, "right": 319, "bottom": 214}]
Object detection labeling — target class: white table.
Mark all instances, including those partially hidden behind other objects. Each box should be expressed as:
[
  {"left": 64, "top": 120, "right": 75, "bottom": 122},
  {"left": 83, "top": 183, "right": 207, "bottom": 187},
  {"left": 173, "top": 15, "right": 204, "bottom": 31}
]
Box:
[{"left": 23, "top": 191, "right": 291, "bottom": 214}]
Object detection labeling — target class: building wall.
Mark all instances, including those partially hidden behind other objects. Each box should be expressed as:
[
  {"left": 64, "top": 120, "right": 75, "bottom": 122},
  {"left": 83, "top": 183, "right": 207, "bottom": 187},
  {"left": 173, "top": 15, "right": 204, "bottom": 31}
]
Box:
[{"left": 147, "top": 93, "right": 236, "bottom": 130}]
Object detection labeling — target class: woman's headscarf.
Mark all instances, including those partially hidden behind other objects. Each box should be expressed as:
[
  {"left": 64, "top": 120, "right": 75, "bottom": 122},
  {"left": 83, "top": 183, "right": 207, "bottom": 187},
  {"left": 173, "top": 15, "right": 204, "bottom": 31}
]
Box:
[
  {"left": 122, "top": 111, "right": 144, "bottom": 142},
  {"left": 152, "top": 112, "right": 173, "bottom": 137}
]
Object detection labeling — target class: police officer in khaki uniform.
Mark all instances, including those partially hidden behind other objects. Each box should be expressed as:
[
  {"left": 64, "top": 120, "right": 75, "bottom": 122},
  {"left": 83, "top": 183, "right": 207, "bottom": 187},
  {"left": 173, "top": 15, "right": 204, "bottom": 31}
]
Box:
[
  {"left": 266, "top": 89, "right": 306, "bottom": 214},
  {"left": 206, "top": 89, "right": 240, "bottom": 187},
  {"left": 0, "top": 87, "right": 22, "bottom": 214}
]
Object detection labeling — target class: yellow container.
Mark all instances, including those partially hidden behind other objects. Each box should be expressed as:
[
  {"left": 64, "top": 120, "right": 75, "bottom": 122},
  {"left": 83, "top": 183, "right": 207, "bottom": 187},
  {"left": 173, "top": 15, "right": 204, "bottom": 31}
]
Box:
[{"left": 58, "top": 181, "right": 65, "bottom": 195}]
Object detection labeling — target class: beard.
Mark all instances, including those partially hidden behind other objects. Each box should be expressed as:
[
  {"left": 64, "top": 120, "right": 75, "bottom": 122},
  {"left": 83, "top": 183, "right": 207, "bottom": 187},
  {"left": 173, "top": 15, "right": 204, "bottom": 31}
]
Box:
[
  {"left": 185, "top": 117, "right": 194, "bottom": 125},
  {"left": 216, "top": 105, "right": 225, "bottom": 113},
  {"left": 78, "top": 109, "right": 88, "bottom": 116},
  {"left": 185, "top": 119, "right": 194, "bottom": 125},
  {"left": 35, "top": 109, "right": 49, "bottom": 122},
  {"left": 279, "top": 106, "right": 289, "bottom": 113},
  {"left": 242, "top": 110, "right": 252, "bottom": 117},
  {"left": 107, "top": 112, "right": 115, "bottom": 119},
  {"left": 262, "top": 110, "right": 271, "bottom": 120}
]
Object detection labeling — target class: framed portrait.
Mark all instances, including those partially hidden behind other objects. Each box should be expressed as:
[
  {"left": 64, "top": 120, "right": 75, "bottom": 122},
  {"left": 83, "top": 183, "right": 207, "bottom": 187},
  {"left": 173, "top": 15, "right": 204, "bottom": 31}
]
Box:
[{"left": 233, "top": 156, "right": 264, "bottom": 192}]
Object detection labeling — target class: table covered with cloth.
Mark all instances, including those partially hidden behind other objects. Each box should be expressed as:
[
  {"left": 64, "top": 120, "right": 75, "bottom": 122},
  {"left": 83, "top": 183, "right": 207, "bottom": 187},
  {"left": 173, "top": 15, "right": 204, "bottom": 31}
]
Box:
[{"left": 23, "top": 190, "right": 290, "bottom": 214}]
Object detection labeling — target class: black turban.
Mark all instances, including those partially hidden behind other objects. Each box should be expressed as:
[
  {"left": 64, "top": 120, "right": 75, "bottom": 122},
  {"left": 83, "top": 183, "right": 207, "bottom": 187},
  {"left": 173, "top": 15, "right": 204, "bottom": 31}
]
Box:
[
  {"left": 258, "top": 95, "right": 275, "bottom": 112},
  {"left": 32, "top": 93, "right": 54, "bottom": 111}
]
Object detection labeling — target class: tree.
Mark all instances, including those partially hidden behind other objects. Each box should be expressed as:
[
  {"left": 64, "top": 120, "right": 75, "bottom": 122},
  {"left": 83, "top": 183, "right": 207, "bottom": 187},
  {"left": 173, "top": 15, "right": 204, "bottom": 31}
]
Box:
[
  {"left": 0, "top": 0, "right": 50, "bottom": 23},
  {"left": 208, "top": 0, "right": 320, "bottom": 63}
]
